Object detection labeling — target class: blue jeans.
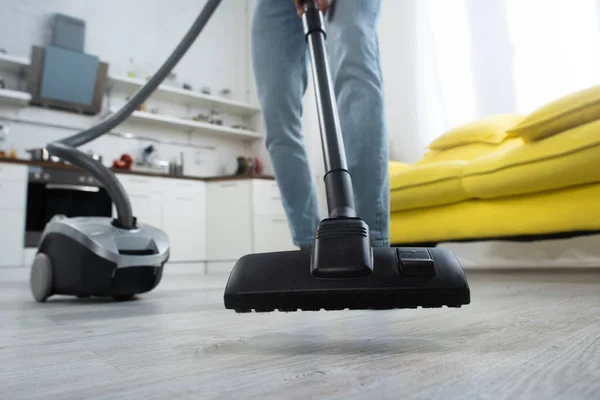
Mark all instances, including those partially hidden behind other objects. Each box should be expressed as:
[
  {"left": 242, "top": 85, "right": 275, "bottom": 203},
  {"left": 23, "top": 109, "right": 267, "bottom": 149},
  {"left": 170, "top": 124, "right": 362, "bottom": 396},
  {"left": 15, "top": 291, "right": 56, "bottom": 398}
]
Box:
[{"left": 251, "top": 0, "right": 389, "bottom": 248}]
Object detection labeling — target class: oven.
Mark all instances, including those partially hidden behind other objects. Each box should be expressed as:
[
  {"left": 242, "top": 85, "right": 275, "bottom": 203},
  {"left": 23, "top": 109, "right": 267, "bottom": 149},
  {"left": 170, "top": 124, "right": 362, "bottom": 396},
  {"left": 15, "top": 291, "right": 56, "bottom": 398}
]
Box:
[{"left": 25, "top": 165, "right": 113, "bottom": 248}]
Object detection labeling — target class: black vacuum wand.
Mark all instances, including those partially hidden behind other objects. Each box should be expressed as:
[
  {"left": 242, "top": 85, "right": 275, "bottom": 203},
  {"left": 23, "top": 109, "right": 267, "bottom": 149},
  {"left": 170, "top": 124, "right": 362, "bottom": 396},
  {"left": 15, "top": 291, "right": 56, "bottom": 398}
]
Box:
[
  {"left": 223, "top": 0, "right": 470, "bottom": 313},
  {"left": 304, "top": 0, "right": 356, "bottom": 220},
  {"left": 303, "top": 0, "right": 374, "bottom": 279}
]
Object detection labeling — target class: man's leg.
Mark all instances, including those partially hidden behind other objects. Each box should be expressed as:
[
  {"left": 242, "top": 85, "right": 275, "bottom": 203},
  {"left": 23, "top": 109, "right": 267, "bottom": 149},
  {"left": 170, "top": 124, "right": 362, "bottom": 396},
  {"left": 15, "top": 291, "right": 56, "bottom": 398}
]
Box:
[
  {"left": 326, "top": 0, "right": 390, "bottom": 247},
  {"left": 251, "top": 0, "right": 321, "bottom": 248}
]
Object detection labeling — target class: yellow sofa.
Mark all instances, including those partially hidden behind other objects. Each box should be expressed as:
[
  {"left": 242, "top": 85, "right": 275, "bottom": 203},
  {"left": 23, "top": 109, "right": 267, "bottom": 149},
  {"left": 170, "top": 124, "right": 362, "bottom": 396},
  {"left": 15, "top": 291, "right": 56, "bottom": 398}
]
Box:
[{"left": 389, "top": 86, "right": 600, "bottom": 246}]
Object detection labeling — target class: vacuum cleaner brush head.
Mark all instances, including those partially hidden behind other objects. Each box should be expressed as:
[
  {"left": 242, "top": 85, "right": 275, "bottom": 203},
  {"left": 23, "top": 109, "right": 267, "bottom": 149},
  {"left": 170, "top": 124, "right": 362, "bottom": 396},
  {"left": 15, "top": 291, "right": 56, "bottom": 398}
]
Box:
[{"left": 224, "top": 247, "right": 470, "bottom": 313}]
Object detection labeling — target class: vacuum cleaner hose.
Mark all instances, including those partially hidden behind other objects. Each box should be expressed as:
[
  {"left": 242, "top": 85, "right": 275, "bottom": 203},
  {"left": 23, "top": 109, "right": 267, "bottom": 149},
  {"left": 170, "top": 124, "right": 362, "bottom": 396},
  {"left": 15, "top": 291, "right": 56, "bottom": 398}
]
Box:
[{"left": 46, "top": 0, "right": 222, "bottom": 229}]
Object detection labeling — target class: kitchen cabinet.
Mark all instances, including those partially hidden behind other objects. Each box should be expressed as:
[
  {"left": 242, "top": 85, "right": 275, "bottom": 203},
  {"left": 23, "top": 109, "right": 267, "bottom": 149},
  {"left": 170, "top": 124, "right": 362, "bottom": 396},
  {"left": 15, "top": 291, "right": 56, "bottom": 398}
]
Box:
[
  {"left": 128, "top": 192, "right": 163, "bottom": 230},
  {"left": 162, "top": 184, "right": 206, "bottom": 262},
  {"left": 206, "top": 181, "right": 253, "bottom": 261},
  {"left": 115, "top": 174, "right": 206, "bottom": 263},
  {"left": 114, "top": 175, "right": 164, "bottom": 230},
  {"left": 252, "top": 215, "right": 294, "bottom": 254},
  {"left": 0, "top": 209, "right": 26, "bottom": 267},
  {"left": 206, "top": 178, "right": 295, "bottom": 262},
  {"left": 0, "top": 164, "right": 27, "bottom": 267}
]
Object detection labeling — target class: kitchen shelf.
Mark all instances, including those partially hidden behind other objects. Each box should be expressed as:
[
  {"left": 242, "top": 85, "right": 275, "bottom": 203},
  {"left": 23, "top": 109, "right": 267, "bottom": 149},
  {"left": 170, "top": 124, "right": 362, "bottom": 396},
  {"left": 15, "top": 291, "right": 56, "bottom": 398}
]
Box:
[
  {"left": 115, "top": 109, "right": 264, "bottom": 141},
  {"left": 108, "top": 75, "right": 261, "bottom": 118},
  {"left": 0, "top": 88, "right": 31, "bottom": 106},
  {"left": 0, "top": 53, "right": 30, "bottom": 73}
]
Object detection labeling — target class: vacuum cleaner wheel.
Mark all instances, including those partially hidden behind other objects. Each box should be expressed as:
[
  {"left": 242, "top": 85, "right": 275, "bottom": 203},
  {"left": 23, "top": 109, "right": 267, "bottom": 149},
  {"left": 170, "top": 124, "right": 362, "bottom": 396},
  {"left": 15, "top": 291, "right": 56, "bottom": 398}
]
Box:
[{"left": 30, "top": 253, "right": 53, "bottom": 303}]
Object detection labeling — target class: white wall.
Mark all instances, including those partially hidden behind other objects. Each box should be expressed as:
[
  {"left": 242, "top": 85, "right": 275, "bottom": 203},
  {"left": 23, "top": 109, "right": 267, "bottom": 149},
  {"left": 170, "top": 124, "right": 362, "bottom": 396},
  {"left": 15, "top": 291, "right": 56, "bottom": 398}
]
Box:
[{"left": 0, "top": 0, "right": 259, "bottom": 176}]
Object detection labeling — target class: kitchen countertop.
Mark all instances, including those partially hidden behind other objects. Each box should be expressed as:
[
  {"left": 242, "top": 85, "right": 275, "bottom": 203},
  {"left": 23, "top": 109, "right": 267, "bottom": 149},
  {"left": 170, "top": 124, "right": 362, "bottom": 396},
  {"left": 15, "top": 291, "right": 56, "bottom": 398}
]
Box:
[{"left": 0, "top": 157, "right": 275, "bottom": 182}]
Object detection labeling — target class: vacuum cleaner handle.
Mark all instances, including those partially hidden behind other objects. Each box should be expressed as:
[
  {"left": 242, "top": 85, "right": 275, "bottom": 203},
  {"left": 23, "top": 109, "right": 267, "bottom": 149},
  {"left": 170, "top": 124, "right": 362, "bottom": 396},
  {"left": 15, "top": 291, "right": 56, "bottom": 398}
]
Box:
[{"left": 302, "top": 0, "right": 357, "bottom": 219}]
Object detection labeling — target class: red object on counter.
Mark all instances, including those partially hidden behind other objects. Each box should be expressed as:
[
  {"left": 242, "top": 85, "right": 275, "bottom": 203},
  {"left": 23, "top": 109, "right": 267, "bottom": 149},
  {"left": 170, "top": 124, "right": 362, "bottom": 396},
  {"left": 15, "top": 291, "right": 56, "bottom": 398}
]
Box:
[
  {"left": 112, "top": 153, "right": 133, "bottom": 170},
  {"left": 254, "top": 157, "right": 263, "bottom": 175},
  {"left": 120, "top": 153, "right": 133, "bottom": 165}
]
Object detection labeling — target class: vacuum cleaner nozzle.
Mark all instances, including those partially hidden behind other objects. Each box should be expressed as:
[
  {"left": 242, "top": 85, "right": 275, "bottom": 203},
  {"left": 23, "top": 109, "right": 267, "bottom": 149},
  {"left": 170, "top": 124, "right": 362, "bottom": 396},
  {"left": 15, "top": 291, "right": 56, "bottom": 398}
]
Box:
[{"left": 224, "top": 246, "right": 470, "bottom": 313}]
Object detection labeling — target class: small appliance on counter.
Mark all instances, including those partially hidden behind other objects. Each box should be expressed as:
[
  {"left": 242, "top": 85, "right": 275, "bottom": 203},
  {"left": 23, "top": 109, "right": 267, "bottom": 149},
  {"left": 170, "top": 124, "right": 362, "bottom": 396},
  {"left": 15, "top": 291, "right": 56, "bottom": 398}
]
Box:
[{"left": 133, "top": 144, "right": 170, "bottom": 173}]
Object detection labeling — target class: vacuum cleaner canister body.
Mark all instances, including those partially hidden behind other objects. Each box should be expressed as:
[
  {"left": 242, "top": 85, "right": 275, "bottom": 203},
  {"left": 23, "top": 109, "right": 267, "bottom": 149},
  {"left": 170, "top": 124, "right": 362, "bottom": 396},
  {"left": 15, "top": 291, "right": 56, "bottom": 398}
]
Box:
[{"left": 30, "top": 216, "right": 169, "bottom": 302}]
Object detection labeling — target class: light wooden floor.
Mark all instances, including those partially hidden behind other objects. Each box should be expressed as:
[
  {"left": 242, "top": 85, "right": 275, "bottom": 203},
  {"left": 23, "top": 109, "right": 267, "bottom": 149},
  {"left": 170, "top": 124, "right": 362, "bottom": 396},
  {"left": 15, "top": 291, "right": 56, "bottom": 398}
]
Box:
[{"left": 2, "top": 268, "right": 600, "bottom": 399}]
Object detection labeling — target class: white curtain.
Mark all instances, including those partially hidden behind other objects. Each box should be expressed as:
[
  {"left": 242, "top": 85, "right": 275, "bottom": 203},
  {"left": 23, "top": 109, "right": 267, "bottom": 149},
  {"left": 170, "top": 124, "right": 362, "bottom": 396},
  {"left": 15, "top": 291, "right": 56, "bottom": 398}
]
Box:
[{"left": 403, "top": 0, "right": 600, "bottom": 152}]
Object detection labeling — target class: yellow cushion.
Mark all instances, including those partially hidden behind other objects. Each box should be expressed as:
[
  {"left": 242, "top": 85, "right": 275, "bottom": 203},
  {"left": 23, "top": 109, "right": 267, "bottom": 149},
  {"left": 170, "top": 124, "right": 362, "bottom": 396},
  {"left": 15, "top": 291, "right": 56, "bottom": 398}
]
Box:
[
  {"left": 390, "top": 161, "right": 469, "bottom": 212},
  {"left": 463, "top": 118, "right": 600, "bottom": 199},
  {"left": 418, "top": 138, "right": 523, "bottom": 165},
  {"left": 389, "top": 161, "right": 412, "bottom": 175},
  {"left": 429, "top": 114, "right": 525, "bottom": 150},
  {"left": 390, "top": 182, "right": 600, "bottom": 244},
  {"left": 507, "top": 84, "right": 600, "bottom": 142}
]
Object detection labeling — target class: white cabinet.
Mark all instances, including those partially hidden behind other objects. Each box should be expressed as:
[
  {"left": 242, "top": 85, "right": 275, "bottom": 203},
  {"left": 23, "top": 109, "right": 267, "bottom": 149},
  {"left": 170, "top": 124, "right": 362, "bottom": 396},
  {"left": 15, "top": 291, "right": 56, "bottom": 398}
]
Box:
[
  {"left": 128, "top": 192, "right": 163, "bottom": 229},
  {"left": 114, "top": 175, "right": 164, "bottom": 229},
  {"left": 0, "top": 209, "right": 26, "bottom": 267},
  {"left": 206, "top": 178, "right": 295, "bottom": 261},
  {"left": 250, "top": 179, "right": 295, "bottom": 253},
  {"left": 206, "top": 181, "right": 253, "bottom": 261},
  {"left": 253, "top": 215, "right": 295, "bottom": 254},
  {"left": 162, "top": 186, "right": 206, "bottom": 262},
  {"left": 0, "top": 164, "right": 27, "bottom": 267},
  {"left": 115, "top": 173, "right": 207, "bottom": 263}
]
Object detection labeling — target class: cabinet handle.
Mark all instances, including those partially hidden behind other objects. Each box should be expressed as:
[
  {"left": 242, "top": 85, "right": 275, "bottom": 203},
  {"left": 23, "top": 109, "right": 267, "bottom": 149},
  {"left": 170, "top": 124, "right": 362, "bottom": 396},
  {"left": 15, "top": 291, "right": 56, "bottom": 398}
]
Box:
[
  {"left": 176, "top": 196, "right": 195, "bottom": 201},
  {"left": 272, "top": 218, "right": 287, "bottom": 223},
  {"left": 271, "top": 196, "right": 280, "bottom": 201},
  {"left": 129, "top": 194, "right": 149, "bottom": 199},
  {"left": 220, "top": 183, "right": 237, "bottom": 188}
]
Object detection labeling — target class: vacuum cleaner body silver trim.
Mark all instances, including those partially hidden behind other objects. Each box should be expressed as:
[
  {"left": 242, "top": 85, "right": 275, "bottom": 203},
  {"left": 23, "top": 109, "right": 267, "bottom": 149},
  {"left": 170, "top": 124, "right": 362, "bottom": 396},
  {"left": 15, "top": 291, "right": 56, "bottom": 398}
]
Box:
[{"left": 41, "top": 216, "right": 170, "bottom": 268}]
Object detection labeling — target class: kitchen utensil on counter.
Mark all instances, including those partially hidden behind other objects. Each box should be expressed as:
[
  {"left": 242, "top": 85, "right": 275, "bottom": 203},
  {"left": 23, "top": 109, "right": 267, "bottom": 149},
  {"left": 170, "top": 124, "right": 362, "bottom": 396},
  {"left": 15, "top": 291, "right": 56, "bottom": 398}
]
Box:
[
  {"left": 168, "top": 152, "right": 185, "bottom": 176},
  {"left": 136, "top": 144, "right": 169, "bottom": 173},
  {"left": 27, "top": 148, "right": 63, "bottom": 163},
  {"left": 201, "top": 86, "right": 211, "bottom": 95},
  {"left": 183, "top": 83, "right": 192, "bottom": 90},
  {"left": 224, "top": 155, "right": 262, "bottom": 176}
]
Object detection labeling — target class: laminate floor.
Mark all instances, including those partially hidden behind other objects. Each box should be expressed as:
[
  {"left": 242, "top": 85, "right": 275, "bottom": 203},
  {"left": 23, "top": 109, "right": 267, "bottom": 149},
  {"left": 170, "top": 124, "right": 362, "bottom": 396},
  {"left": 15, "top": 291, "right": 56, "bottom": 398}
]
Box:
[{"left": 2, "top": 269, "right": 600, "bottom": 399}]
